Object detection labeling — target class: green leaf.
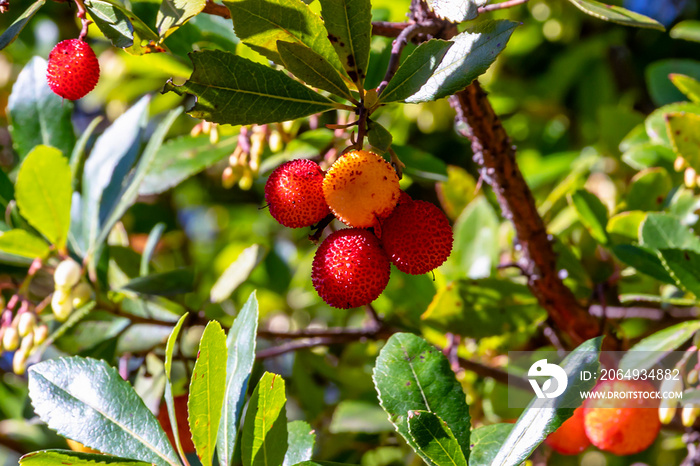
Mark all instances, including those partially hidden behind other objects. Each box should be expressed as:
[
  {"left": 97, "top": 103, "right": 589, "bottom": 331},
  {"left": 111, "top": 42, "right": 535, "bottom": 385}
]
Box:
[
  {"left": 407, "top": 411, "right": 467, "bottom": 466},
  {"left": 329, "top": 400, "right": 393, "bottom": 434},
  {"left": 491, "top": 337, "right": 603, "bottom": 466},
  {"left": 620, "top": 321, "right": 700, "bottom": 372},
  {"left": 379, "top": 39, "right": 453, "bottom": 104},
  {"left": 83, "top": 96, "right": 149, "bottom": 254},
  {"left": 568, "top": 189, "right": 608, "bottom": 244},
  {"left": 122, "top": 268, "right": 195, "bottom": 296},
  {"left": 141, "top": 223, "right": 166, "bottom": 276},
  {"left": 225, "top": 0, "right": 342, "bottom": 72},
  {"left": 7, "top": 57, "right": 75, "bottom": 161},
  {"left": 425, "top": 0, "right": 486, "bottom": 22},
  {"left": 627, "top": 168, "right": 672, "bottom": 211},
  {"left": 0, "top": 0, "right": 45, "bottom": 50},
  {"left": 0, "top": 169, "right": 13, "bottom": 210},
  {"left": 164, "top": 314, "right": 188, "bottom": 464},
  {"left": 446, "top": 197, "right": 499, "bottom": 279},
  {"left": 84, "top": 0, "right": 134, "bottom": 48},
  {"left": 366, "top": 120, "right": 393, "bottom": 153},
  {"left": 640, "top": 213, "right": 700, "bottom": 253},
  {"left": 392, "top": 145, "right": 448, "bottom": 182},
  {"left": 607, "top": 211, "right": 645, "bottom": 243},
  {"left": 621, "top": 142, "right": 675, "bottom": 170},
  {"left": 189, "top": 321, "right": 228, "bottom": 466},
  {"left": 566, "top": 0, "right": 663, "bottom": 30},
  {"left": 611, "top": 244, "right": 675, "bottom": 284},
  {"left": 283, "top": 421, "right": 315, "bottom": 466},
  {"left": 140, "top": 135, "right": 236, "bottom": 196},
  {"left": 373, "top": 333, "right": 470, "bottom": 464},
  {"left": 0, "top": 229, "right": 50, "bottom": 260},
  {"left": 645, "top": 102, "right": 700, "bottom": 145},
  {"left": 278, "top": 41, "right": 353, "bottom": 100},
  {"left": 671, "top": 20, "right": 700, "bottom": 42},
  {"left": 407, "top": 21, "right": 516, "bottom": 103},
  {"left": 157, "top": 0, "right": 206, "bottom": 39},
  {"left": 422, "top": 279, "right": 546, "bottom": 339},
  {"left": 670, "top": 74, "right": 700, "bottom": 103},
  {"left": 318, "top": 0, "right": 371, "bottom": 87},
  {"left": 28, "top": 357, "right": 179, "bottom": 466},
  {"left": 20, "top": 450, "right": 152, "bottom": 466},
  {"left": 71, "top": 116, "right": 104, "bottom": 184},
  {"left": 241, "top": 372, "right": 288, "bottom": 466},
  {"left": 647, "top": 60, "right": 700, "bottom": 106},
  {"left": 217, "top": 291, "right": 259, "bottom": 466},
  {"left": 15, "top": 145, "right": 72, "bottom": 249},
  {"left": 165, "top": 51, "right": 337, "bottom": 126},
  {"left": 468, "top": 424, "right": 514, "bottom": 466},
  {"left": 659, "top": 248, "right": 700, "bottom": 296},
  {"left": 666, "top": 112, "right": 700, "bottom": 171},
  {"left": 210, "top": 244, "right": 265, "bottom": 303}
]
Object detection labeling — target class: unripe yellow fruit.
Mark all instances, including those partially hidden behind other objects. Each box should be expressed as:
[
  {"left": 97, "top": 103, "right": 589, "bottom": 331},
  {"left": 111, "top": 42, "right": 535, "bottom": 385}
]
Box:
[
  {"left": 17, "top": 312, "right": 35, "bottom": 337},
  {"left": 71, "top": 283, "right": 92, "bottom": 309},
  {"left": 52, "top": 288, "right": 73, "bottom": 322},
  {"left": 13, "top": 348, "right": 27, "bottom": 375},
  {"left": 54, "top": 259, "right": 82, "bottom": 289},
  {"left": 3, "top": 326, "right": 19, "bottom": 351},
  {"left": 34, "top": 324, "right": 49, "bottom": 346},
  {"left": 682, "top": 404, "right": 700, "bottom": 427},
  {"left": 322, "top": 150, "right": 400, "bottom": 228},
  {"left": 659, "top": 398, "right": 677, "bottom": 424}
]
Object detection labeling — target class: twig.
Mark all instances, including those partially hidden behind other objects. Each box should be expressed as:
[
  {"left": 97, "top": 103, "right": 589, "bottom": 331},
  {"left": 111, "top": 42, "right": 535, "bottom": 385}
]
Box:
[
  {"left": 73, "top": 0, "right": 92, "bottom": 41},
  {"left": 202, "top": 0, "right": 230, "bottom": 19},
  {"left": 257, "top": 325, "right": 390, "bottom": 340},
  {"left": 377, "top": 22, "right": 423, "bottom": 96},
  {"left": 478, "top": 0, "right": 530, "bottom": 13},
  {"left": 257, "top": 337, "right": 342, "bottom": 359},
  {"left": 371, "top": 21, "right": 409, "bottom": 38}
]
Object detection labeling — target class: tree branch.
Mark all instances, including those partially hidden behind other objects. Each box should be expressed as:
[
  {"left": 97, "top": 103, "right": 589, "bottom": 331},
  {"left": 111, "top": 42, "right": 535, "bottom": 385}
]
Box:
[{"left": 202, "top": 0, "right": 230, "bottom": 19}]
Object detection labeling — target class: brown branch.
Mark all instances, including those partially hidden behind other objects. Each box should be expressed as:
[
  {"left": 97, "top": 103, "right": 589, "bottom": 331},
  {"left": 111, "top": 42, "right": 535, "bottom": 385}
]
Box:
[
  {"left": 478, "top": 0, "right": 530, "bottom": 13},
  {"left": 371, "top": 21, "right": 409, "bottom": 38},
  {"left": 448, "top": 82, "right": 604, "bottom": 349},
  {"left": 202, "top": 0, "right": 230, "bottom": 19}
]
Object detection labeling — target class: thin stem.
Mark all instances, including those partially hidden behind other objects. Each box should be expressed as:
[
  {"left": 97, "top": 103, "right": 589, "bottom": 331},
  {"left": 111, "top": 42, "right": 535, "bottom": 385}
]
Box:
[
  {"left": 371, "top": 21, "right": 409, "bottom": 38},
  {"left": 478, "top": 0, "right": 529, "bottom": 13},
  {"left": 73, "top": 0, "right": 92, "bottom": 41},
  {"left": 377, "top": 22, "right": 422, "bottom": 96}
]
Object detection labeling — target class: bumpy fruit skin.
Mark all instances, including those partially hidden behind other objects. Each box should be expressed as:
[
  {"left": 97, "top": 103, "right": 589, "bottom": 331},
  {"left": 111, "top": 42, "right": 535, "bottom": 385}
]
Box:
[
  {"left": 583, "top": 379, "right": 661, "bottom": 455},
  {"left": 545, "top": 407, "right": 590, "bottom": 455},
  {"left": 381, "top": 200, "right": 453, "bottom": 275},
  {"left": 47, "top": 39, "right": 100, "bottom": 100},
  {"left": 312, "top": 228, "right": 390, "bottom": 309},
  {"left": 265, "top": 159, "right": 330, "bottom": 228},
  {"left": 322, "top": 150, "right": 400, "bottom": 228}
]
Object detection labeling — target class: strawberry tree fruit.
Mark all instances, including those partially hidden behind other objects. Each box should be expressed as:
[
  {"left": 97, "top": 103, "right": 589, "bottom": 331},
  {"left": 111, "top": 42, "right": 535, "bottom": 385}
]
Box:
[
  {"left": 545, "top": 406, "right": 591, "bottom": 455},
  {"left": 46, "top": 39, "right": 100, "bottom": 100},
  {"left": 265, "top": 159, "right": 330, "bottom": 228}
]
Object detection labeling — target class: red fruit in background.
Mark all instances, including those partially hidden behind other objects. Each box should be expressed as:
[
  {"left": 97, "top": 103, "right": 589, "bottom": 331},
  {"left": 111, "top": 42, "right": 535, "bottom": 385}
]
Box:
[
  {"left": 381, "top": 200, "right": 453, "bottom": 275},
  {"left": 312, "top": 228, "right": 390, "bottom": 309},
  {"left": 265, "top": 159, "right": 330, "bottom": 228},
  {"left": 157, "top": 394, "right": 195, "bottom": 453},
  {"left": 583, "top": 379, "right": 661, "bottom": 456},
  {"left": 545, "top": 407, "right": 591, "bottom": 455},
  {"left": 47, "top": 39, "right": 100, "bottom": 100}
]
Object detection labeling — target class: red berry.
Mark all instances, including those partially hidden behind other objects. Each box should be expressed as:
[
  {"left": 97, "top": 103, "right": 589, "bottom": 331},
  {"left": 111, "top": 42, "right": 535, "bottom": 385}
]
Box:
[
  {"left": 265, "top": 159, "right": 330, "bottom": 228},
  {"left": 47, "top": 39, "right": 100, "bottom": 100},
  {"left": 312, "top": 228, "right": 390, "bottom": 309},
  {"left": 381, "top": 200, "right": 453, "bottom": 275},
  {"left": 545, "top": 407, "right": 591, "bottom": 455}
]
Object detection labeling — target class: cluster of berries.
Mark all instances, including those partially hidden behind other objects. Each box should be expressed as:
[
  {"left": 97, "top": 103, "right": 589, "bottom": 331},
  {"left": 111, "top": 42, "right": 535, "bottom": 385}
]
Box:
[
  {"left": 546, "top": 379, "right": 661, "bottom": 456},
  {"left": 0, "top": 302, "right": 48, "bottom": 375},
  {"left": 46, "top": 39, "right": 100, "bottom": 100},
  {"left": 264, "top": 150, "right": 453, "bottom": 309},
  {"left": 51, "top": 258, "right": 92, "bottom": 322}
]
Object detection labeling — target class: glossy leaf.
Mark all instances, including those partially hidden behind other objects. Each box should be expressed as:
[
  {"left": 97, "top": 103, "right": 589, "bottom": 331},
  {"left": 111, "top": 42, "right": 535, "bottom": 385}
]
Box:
[
  {"left": 627, "top": 168, "right": 672, "bottom": 211},
  {"left": 140, "top": 135, "right": 236, "bottom": 196},
  {"left": 318, "top": 0, "right": 371, "bottom": 87},
  {"left": 645, "top": 102, "right": 700, "bottom": 145},
  {"left": 566, "top": 0, "right": 663, "bottom": 30},
  {"left": 7, "top": 57, "right": 75, "bottom": 160},
  {"left": 407, "top": 411, "right": 467, "bottom": 466},
  {"left": 329, "top": 400, "right": 393, "bottom": 434},
  {"left": 188, "top": 321, "right": 228, "bottom": 466},
  {"left": 122, "top": 268, "right": 195, "bottom": 296},
  {"left": 157, "top": 0, "right": 206, "bottom": 38},
  {"left": 468, "top": 424, "right": 514, "bottom": 466},
  {"left": 611, "top": 244, "right": 675, "bottom": 284},
  {"left": 446, "top": 196, "right": 499, "bottom": 279},
  {"left": 278, "top": 41, "right": 353, "bottom": 100},
  {"left": 373, "top": 333, "right": 470, "bottom": 463},
  {"left": 211, "top": 244, "right": 265, "bottom": 303},
  {"left": 20, "top": 450, "right": 151, "bottom": 466},
  {"left": 569, "top": 189, "right": 608, "bottom": 244},
  {"left": 241, "top": 372, "right": 288, "bottom": 466},
  {"left": 225, "top": 0, "right": 342, "bottom": 72},
  {"left": 84, "top": 0, "right": 134, "bottom": 48},
  {"left": 0, "top": 0, "right": 45, "bottom": 50},
  {"left": 407, "top": 21, "right": 516, "bottom": 103},
  {"left": 425, "top": 0, "right": 486, "bottom": 22},
  {"left": 217, "top": 291, "right": 259, "bottom": 466},
  {"left": 621, "top": 142, "right": 675, "bottom": 170},
  {"left": 15, "top": 145, "right": 72, "bottom": 249},
  {"left": 379, "top": 39, "right": 453, "bottom": 104},
  {"left": 28, "top": 357, "right": 179, "bottom": 466},
  {"left": 366, "top": 120, "right": 392, "bottom": 153},
  {"left": 491, "top": 337, "right": 602, "bottom": 466},
  {"left": 0, "top": 229, "right": 50, "bottom": 260},
  {"left": 283, "top": 421, "right": 315, "bottom": 466},
  {"left": 671, "top": 20, "right": 700, "bottom": 42},
  {"left": 165, "top": 51, "right": 337, "bottom": 126},
  {"left": 666, "top": 112, "right": 700, "bottom": 171},
  {"left": 141, "top": 223, "right": 166, "bottom": 276},
  {"left": 607, "top": 211, "right": 645, "bottom": 243},
  {"left": 620, "top": 321, "right": 700, "bottom": 372},
  {"left": 640, "top": 213, "right": 700, "bottom": 253},
  {"left": 670, "top": 74, "right": 700, "bottom": 103},
  {"left": 164, "top": 314, "right": 188, "bottom": 463},
  {"left": 647, "top": 60, "right": 700, "bottom": 106},
  {"left": 658, "top": 248, "right": 700, "bottom": 296}
]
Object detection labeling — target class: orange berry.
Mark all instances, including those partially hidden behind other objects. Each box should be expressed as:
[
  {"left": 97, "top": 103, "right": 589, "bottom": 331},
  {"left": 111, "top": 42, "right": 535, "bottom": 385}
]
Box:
[
  {"left": 545, "top": 407, "right": 590, "bottom": 455},
  {"left": 583, "top": 379, "right": 661, "bottom": 456},
  {"left": 312, "top": 228, "right": 390, "bottom": 309},
  {"left": 381, "top": 200, "right": 453, "bottom": 274},
  {"left": 265, "top": 159, "right": 330, "bottom": 228},
  {"left": 322, "top": 150, "right": 400, "bottom": 228}
]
